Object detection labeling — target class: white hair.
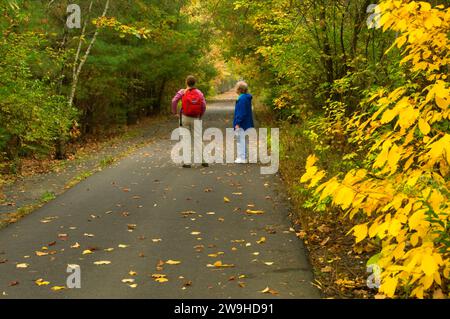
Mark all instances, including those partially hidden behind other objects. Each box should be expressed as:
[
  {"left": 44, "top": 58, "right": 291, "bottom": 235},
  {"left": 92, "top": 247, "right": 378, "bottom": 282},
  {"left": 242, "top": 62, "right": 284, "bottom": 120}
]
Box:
[{"left": 236, "top": 81, "right": 249, "bottom": 93}]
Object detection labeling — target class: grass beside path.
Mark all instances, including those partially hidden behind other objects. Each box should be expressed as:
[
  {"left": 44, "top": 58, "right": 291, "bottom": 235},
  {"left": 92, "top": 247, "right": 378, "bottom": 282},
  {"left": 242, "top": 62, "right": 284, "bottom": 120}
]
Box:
[{"left": 0, "top": 115, "right": 172, "bottom": 228}]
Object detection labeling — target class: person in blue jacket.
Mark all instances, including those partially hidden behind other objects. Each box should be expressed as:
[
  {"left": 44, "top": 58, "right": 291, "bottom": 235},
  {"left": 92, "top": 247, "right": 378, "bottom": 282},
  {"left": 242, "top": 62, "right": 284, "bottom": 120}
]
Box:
[{"left": 233, "top": 81, "right": 254, "bottom": 163}]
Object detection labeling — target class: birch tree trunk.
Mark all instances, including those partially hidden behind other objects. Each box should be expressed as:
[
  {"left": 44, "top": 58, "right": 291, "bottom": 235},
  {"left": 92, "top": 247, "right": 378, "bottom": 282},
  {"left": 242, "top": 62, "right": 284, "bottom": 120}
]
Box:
[
  {"left": 68, "top": 0, "right": 110, "bottom": 108},
  {"left": 56, "top": 0, "right": 109, "bottom": 159}
]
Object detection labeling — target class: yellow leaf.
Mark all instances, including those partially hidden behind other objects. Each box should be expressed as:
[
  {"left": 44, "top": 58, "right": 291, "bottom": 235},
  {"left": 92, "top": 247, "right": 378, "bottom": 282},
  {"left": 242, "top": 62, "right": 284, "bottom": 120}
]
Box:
[
  {"left": 16, "top": 263, "right": 29, "bottom": 269},
  {"left": 418, "top": 118, "right": 431, "bottom": 135},
  {"left": 397, "top": 106, "right": 419, "bottom": 129},
  {"left": 352, "top": 224, "right": 368, "bottom": 243},
  {"left": 93, "top": 261, "right": 111, "bottom": 265},
  {"left": 421, "top": 254, "right": 437, "bottom": 277},
  {"left": 256, "top": 237, "right": 266, "bottom": 244},
  {"left": 435, "top": 96, "right": 449, "bottom": 109},
  {"left": 224, "top": 197, "right": 230, "bottom": 203},
  {"left": 121, "top": 279, "right": 135, "bottom": 284},
  {"left": 305, "top": 155, "right": 318, "bottom": 168},
  {"left": 35, "top": 279, "right": 50, "bottom": 286},
  {"left": 51, "top": 286, "right": 66, "bottom": 291},
  {"left": 333, "top": 186, "right": 355, "bottom": 210},
  {"left": 82, "top": 250, "right": 93, "bottom": 255},
  {"left": 35, "top": 251, "right": 48, "bottom": 257},
  {"left": 246, "top": 209, "right": 264, "bottom": 215},
  {"left": 155, "top": 277, "right": 168, "bottom": 283},
  {"left": 209, "top": 260, "right": 235, "bottom": 268},
  {"left": 165, "top": 260, "right": 181, "bottom": 265},
  {"left": 380, "top": 276, "right": 398, "bottom": 298},
  {"left": 380, "top": 108, "right": 398, "bottom": 124}
]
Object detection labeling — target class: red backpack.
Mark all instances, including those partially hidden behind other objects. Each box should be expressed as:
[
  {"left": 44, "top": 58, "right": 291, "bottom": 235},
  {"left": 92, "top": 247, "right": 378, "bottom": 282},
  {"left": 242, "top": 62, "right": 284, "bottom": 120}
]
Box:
[{"left": 182, "top": 89, "right": 203, "bottom": 117}]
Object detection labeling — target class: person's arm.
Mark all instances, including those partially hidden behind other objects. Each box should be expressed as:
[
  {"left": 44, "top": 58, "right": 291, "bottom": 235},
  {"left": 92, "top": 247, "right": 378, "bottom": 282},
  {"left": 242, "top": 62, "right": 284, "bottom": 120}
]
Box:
[{"left": 171, "top": 89, "right": 185, "bottom": 114}]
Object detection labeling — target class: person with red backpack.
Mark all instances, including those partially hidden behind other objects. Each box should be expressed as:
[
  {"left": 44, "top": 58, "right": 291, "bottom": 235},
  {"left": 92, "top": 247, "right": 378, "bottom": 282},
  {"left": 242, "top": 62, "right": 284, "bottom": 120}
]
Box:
[{"left": 172, "top": 75, "right": 208, "bottom": 168}]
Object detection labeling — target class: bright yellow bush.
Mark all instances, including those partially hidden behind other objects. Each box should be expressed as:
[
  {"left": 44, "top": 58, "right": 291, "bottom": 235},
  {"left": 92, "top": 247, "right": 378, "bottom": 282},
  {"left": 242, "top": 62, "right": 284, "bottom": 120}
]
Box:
[{"left": 302, "top": 0, "right": 449, "bottom": 298}]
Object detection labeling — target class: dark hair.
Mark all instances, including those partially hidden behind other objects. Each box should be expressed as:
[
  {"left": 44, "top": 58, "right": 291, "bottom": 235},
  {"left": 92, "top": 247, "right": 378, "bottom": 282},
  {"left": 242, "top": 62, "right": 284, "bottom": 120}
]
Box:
[{"left": 186, "top": 75, "right": 196, "bottom": 88}]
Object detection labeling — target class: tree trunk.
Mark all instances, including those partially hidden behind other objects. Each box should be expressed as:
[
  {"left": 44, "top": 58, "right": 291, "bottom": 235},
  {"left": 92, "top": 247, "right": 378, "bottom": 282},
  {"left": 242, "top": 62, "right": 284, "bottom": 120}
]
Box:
[{"left": 68, "top": 0, "right": 109, "bottom": 108}]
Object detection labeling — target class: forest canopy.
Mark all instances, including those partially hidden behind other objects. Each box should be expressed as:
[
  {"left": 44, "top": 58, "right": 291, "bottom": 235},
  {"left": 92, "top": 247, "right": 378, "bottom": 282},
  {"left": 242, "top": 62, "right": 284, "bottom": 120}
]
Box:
[{"left": 0, "top": 0, "right": 449, "bottom": 299}]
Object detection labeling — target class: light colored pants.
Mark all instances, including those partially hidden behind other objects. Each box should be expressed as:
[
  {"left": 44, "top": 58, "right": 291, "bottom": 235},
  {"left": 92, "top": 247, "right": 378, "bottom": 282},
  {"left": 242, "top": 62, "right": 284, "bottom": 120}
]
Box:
[
  {"left": 236, "top": 129, "right": 246, "bottom": 160},
  {"left": 181, "top": 115, "right": 204, "bottom": 164}
]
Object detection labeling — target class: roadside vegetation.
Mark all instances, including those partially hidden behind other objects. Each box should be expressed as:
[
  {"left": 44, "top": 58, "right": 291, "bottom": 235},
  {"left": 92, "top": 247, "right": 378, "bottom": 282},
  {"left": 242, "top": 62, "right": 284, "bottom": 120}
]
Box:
[{"left": 1, "top": 0, "right": 448, "bottom": 298}]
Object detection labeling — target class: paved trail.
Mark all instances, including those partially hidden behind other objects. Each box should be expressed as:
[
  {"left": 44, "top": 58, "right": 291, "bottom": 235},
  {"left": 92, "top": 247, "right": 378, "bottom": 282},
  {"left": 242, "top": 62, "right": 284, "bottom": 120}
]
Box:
[{"left": 0, "top": 96, "right": 319, "bottom": 299}]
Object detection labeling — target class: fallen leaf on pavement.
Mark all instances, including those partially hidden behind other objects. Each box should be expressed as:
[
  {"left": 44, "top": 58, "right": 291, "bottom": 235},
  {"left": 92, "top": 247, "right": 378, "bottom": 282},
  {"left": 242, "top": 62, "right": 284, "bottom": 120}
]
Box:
[
  {"left": 165, "top": 260, "right": 181, "bottom": 265},
  {"left": 155, "top": 277, "right": 168, "bottom": 283},
  {"left": 35, "top": 279, "right": 50, "bottom": 286},
  {"left": 260, "top": 287, "right": 278, "bottom": 295},
  {"left": 129, "top": 271, "right": 137, "bottom": 276},
  {"left": 246, "top": 209, "right": 264, "bottom": 215},
  {"left": 256, "top": 237, "right": 266, "bottom": 244},
  {"left": 83, "top": 233, "right": 94, "bottom": 238},
  {"left": 51, "top": 286, "right": 66, "bottom": 291},
  {"left": 152, "top": 274, "right": 168, "bottom": 283},
  {"left": 208, "top": 261, "right": 235, "bottom": 268},
  {"left": 118, "top": 244, "right": 129, "bottom": 248},
  {"left": 156, "top": 260, "right": 164, "bottom": 271},
  {"left": 9, "top": 281, "right": 19, "bottom": 287},
  {"left": 264, "top": 262, "right": 274, "bottom": 266},
  {"left": 58, "top": 234, "right": 68, "bottom": 240},
  {"left": 70, "top": 242, "right": 80, "bottom": 249},
  {"left": 224, "top": 197, "right": 230, "bottom": 203},
  {"left": 93, "top": 261, "right": 111, "bottom": 265},
  {"left": 35, "top": 251, "right": 48, "bottom": 257},
  {"left": 40, "top": 216, "right": 58, "bottom": 224},
  {"left": 122, "top": 279, "right": 135, "bottom": 284},
  {"left": 190, "top": 231, "right": 201, "bottom": 235},
  {"left": 82, "top": 250, "right": 93, "bottom": 255},
  {"left": 180, "top": 211, "right": 196, "bottom": 217},
  {"left": 16, "top": 263, "right": 29, "bottom": 269}
]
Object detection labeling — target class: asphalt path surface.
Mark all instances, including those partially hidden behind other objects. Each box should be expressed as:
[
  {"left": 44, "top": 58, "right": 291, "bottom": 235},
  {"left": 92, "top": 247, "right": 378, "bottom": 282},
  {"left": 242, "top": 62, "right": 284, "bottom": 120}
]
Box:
[{"left": 0, "top": 97, "right": 320, "bottom": 299}]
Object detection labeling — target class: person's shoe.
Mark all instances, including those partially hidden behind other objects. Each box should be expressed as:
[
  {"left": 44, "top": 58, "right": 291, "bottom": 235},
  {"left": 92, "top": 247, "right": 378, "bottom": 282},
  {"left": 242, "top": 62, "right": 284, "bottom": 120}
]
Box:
[
  {"left": 182, "top": 164, "right": 192, "bottom": 168},
  {"left": 201, "top": 163, "right": 209, "bottom": 167},
  {"left": 234, "top": 158, "right": 246, "bottom": 164}
]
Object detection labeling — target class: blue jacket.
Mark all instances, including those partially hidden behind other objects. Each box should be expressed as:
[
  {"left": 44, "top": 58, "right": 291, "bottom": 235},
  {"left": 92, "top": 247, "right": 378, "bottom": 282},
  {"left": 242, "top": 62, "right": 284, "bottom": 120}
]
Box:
[{"left": 233, "top": 93, "right": 254, "bottom": 130}]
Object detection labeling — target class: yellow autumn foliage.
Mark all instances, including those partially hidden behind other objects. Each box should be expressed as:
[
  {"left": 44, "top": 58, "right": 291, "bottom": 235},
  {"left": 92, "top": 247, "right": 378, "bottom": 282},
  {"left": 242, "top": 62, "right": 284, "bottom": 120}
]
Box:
[{"left": 302, "top": 0, "right": 449, "bottom": 298}]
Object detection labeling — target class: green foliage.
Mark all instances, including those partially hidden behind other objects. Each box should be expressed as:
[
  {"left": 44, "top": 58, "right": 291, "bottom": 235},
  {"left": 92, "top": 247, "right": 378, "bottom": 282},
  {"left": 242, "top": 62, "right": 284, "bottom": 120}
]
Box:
[
  {"left": 1, "top": 0, "right": 217, "bottom": 171},
  {"left": 0, "top": 28, "right": 77, "bottom": 162}
]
